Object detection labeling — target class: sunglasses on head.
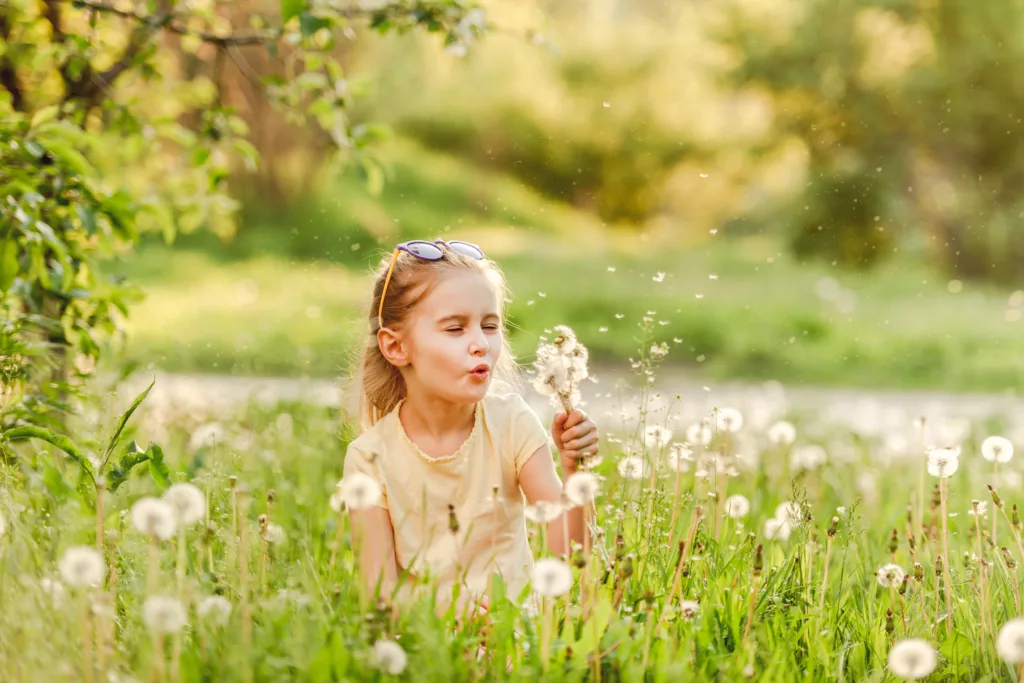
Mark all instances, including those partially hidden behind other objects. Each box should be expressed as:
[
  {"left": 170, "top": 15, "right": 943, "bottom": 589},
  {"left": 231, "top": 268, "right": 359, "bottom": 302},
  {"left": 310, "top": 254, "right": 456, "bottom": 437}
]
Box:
[{"left": 377, "top": 239, "right": 486, "bottom": 331}]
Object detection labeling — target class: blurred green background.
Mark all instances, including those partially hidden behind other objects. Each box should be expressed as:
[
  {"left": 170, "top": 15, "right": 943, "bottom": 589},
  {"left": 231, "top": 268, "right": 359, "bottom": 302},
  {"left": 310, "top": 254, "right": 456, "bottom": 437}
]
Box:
[{"left": 110, "top": 0, "right": 1024, "bottom": 391}]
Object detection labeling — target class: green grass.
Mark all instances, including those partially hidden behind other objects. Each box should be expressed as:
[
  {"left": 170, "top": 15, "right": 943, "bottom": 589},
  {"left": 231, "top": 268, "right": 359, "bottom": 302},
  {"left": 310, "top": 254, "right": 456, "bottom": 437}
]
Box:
[
  {"left": 113, "top": 226, "right": 1024, "bottom": 392},
  {"left": 1, "top": 352, "right": 1022, "bottom": 680}
]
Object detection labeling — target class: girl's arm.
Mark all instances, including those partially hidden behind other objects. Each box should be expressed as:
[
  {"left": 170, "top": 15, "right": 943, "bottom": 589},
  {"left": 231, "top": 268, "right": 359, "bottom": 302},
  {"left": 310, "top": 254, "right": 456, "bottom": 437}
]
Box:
[
  {"left": 519, "top": 448, "right": 590, "bottom": 558},
  {"left": 349, "top": 506, "right": 400, "bottom": 597}
]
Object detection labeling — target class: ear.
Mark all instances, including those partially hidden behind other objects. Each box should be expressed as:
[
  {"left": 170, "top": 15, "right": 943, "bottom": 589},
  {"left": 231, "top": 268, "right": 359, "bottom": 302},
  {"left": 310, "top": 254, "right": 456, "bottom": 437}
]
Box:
[{"left": 377, "top": 327, "right": 411, "bottom": 367}]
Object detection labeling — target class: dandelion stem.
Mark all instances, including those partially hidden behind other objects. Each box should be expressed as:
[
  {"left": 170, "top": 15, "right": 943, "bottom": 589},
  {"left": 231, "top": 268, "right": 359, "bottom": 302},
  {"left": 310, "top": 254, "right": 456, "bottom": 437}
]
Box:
[
  {"left": 151, "top": 632, "right": 165, "bottom": 683},
  {"left": 994, "top": 461, "right": 1000, "bottom": 545},
  {"left": 237, "top": 491, "right": 253, "bottom": 683},
  {"left": 82, "top": 596, "right": 94, "bottom": 683},
  {"left": 328, "top": 504, "right": 345, "bottom": 574},
  {"left": 147, "top": 535, "right": 159, "bottom": 596},
  {"left": 916, "top": 418, "right": 926, "bottom": 541},
  {"left": 540, "top": 596, "right": 552, "bottom": 673},
  {"left": 741, "top": 573, "right": 761, "bottom": 646},
  {"left": 939, "top": 478, "right": 953, "bottom": 637},
  {"left": 818, "top": 536, "right": 833, "bottom": 613}
]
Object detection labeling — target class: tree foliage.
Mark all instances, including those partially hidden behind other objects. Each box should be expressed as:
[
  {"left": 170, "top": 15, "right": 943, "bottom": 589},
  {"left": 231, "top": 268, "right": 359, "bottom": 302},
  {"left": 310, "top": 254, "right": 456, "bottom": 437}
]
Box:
[{"left": 0, "top": 0, "right": 485, "bottom": 428}]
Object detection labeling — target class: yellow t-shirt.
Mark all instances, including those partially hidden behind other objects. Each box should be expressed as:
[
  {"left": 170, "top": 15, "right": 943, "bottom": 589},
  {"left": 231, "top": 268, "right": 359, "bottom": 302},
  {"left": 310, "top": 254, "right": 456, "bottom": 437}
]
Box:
[{"left": 342, "top": 391, "right": 552, "bottom": 607}]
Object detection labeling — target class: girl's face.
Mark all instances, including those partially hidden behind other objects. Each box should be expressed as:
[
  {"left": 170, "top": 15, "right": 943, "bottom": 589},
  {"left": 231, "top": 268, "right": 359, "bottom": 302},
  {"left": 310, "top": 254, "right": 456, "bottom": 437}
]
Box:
[{"left": 392, "top": 269, "right": 503, "bottom": 405}]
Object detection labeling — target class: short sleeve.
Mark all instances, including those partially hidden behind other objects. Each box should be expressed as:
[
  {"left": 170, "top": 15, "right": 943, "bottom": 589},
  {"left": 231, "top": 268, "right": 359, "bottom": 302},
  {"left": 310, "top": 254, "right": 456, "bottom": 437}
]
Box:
[
  {"left": 342, "top": 439, "right": 389, "bottom": 510},
  {"left": 508, "top": 394, "right": 552, "bottom": 476}
]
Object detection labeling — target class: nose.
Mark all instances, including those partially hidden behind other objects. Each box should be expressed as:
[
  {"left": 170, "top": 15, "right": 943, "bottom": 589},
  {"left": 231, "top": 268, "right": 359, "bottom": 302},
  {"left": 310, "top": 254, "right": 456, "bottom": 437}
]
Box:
[{"left": 469, "top": 328, "right": 489, "bottom": 356}]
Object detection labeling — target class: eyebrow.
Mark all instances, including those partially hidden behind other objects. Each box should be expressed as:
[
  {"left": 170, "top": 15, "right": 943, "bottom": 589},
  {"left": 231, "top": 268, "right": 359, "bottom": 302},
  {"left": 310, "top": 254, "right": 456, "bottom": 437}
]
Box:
[{"left": 437, "top": 312, "right": 500, "bottom": 323}]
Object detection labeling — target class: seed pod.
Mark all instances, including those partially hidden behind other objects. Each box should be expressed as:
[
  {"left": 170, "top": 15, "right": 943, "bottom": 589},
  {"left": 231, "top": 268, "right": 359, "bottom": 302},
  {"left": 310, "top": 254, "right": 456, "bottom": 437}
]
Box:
[
  {"left": 448, "top": 504, "right": 460, "bottom": 534},
  {"left": 884, "top": 608, "right": 895, "bottom": 636},
  {"left": 899, "top": 574, "right": 909, "bottom": 596},
  {"left": 1014, "top": 505, "right": 1021, "bottom": 531},
  {"left": 905, "top": 505, "right": 913, "bottom": 526},
  {"left": 753, "top": 544, "right": 764, "bottom": 577},
  {"left": 614, "top": 533, "right": 626, "bottom": 562},
  {"left": 620, "top": 553, "right": 634, "bottom": 579},
  {"left": 267, "top": 489, "right": 276, "bottom": 504},
  {"left": 572, "top": 548, "right": 587, "bottom": 569},
  {"left": 1003, "top": 548, "right": 1018, "bottom": 570},
  {"left": 935, "top": 555, "right": 944, "bottom": 577},
  {"left": 930, "top": 485, "right": 941, "bottom": 511},
  {"left": 962, "top": 551, "right": 972, "bottom": 568},
  {"left": 988, "top": 485, "right": 1003, "bottom": 509},
  {"left": 888, "top": 529, "right": 898, "bottom": 555},
  {"left": 827, "top": 517, "right": 839, "bottom": 538},
  {"left": 906, "top": 532, "right": 916, "bottom": 553},
  {"left": 913, "top": 562, "right": 924, "bottom": 581}
]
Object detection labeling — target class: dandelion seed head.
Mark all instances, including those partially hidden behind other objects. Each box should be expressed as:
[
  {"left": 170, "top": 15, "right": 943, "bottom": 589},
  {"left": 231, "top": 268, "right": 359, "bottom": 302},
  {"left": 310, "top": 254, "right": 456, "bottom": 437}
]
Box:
[
  {"left": 617, "top": 455, "right": 646, "bottom": 480},
  {"left": 340, "top": 473, "right": 382, "bottom": 510},
  {"left": 143, "top": 595, "right": 187, "bottom": 634},
  {"left": 373, "top": 639, "right": 408, "bottom": 675},
  {"left": 644, "top": 425, "right": 673, "bottom": 449},
  {"left": 926, "top": 446, "right": 961, "bottom": 478},
  {"left": 887, "top": 638, "right": 938, "bottom": 679},
  {"left": 263, "top": 523, "right": 285, "bottom": 544},
  {"left": 724, "top": 495, "right": 751, "bottom": 518},
  {"left": 58, "top": 546, "right": 106, "bottom": 589},
  {"left": 876, "top": 564, "right": 906, "bottom": 588},
  {"left": 565, "top": 472, "right": 601, "bottom": 507},
  {"left": 532, "top": 558, "right": 573, "bottom": 597},
  {"left": 763, "top": 517, "right": 791, "bottom": 541},
  {"left": 524, "top": 500, "right": 563, "bottom": 524},
  {"left": 162, "top": 483, "right": 206, "bottom": 526},
  {"left": 767, "top": 420, "right": 797, "bottom": 446},
  {"left": 715, "top": 408, "right": 743, "bottom": 433},
  {"left": 667, "top": 443, "right": 692, "bottom": 473},
  {"left": 197, "top": 595, "right": 233, "bottom": 627},
  {"left": 679, "top": 600, "right": 700, "bottom": 621},
  {"left": 982, "top": 436, "right": 1014, "bottom": 464},
  {"left": 997, "top": 618, "right": 1024, "bottom": 663},
  {"left": 790, "top": 444, "right": 828, "bottom": 472},
  {"left": 686, "top": 422, "right": 713, "bottom": 447}
]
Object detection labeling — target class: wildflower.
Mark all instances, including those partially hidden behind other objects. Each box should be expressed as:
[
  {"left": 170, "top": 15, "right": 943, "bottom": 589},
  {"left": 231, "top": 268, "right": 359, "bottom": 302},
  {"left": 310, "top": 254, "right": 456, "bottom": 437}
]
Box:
[
  {"left": 131, "top": 497, "right": 177, "bottom": 540},
  {"left": 58, "top": 546, "right": 106, "bottom": 588},
  {"left": 997, "top": 618, "right": 1024, "bottom": 663},
  {"left": 767, "top": 421, "right": 797, "bottom": 447},
  {"left": 340, "top": 473, "right": 382, "bottom": 510},
  {"left": 790, "top": 445, "right": 827, "bottom": 472},
  {"left": 525, "top": 500, "right": 563, "bottom": 524},
  {"left": 373, "top": 639, "right": 408, "bottom": 675},
  {"left": 715, "top": 408, "right": 743, "bottom": 433},
  {"left": 926, "top": 446, "right": 960, "bottom": 478},
  {"left": 162, "top": 483, "right": 206, "bottom": 526},
  {"left": 263, "top": 523, "right": 285, "bottom": 544},
  {"left": 982, "top": 436, "right": 1015, "bottom": 464},
  {"left": 617, "top": 455, "right": 646, "bottom": 480},
  {"left": 763, "top": 518, "right": 791, "bottom": 541},
  {"left": 887, "top": 638, "right": 937, "bottom": 679},
  {"left": 197, "top": 595, "right": 232, "bottom": 627},
  {"left": 644, "top": 426, "right": 673, "bottom": 450},
  {"left": 679, "top": 600, "right": 700, "bottom": 621},
  {"left": 565, "top": 472, "right": 600, "bottom": 507},
  {"left": 143, "top": 596, "right": 187, "bottom": 634},
  {"left": 532, "top": 558, "right": 573, "bottom": 597},
  {"left": 876, "top": 564, "right": 906, "bottom": 588},
  {"left": 667, "top": 443, "right": 692, "bottom": 473},
  {"left": 724, "top": 495, "right": 751, "bottom": 518},
  {"left": 533, "top": 326, "right": 588, "bottom": 412}
]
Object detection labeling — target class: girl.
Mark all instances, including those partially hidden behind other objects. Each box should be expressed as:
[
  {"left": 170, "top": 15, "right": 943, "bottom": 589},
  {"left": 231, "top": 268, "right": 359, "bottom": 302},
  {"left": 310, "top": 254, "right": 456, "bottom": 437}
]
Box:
[{"left": 342, "top": 238, "right": 599, "bottom": 614}]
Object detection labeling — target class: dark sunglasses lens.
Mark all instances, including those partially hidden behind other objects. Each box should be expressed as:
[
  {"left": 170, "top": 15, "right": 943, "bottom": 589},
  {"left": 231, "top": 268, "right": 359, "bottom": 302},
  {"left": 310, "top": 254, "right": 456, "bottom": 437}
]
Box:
[
  {"left": 447, "top": 241, "right": 484, "bottom": 259},
  {"left": 405, "top": 242, "right": 444, "bottom": 260}
]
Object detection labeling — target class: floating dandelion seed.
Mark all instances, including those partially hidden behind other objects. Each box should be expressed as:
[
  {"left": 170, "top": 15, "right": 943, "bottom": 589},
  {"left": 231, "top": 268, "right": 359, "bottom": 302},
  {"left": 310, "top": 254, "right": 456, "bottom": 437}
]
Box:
[
  {"left": 876, "top": 564, "right": 906, "bottom": 588},
  {"left": 197, "top": 595, "right": 233, "bottom": 627},
  {"left": 524, "top": 500, "right": 563, "bottom": 524},
  {"left": 667, "top": 443, "right": 693, "bottom": 473},
  {"left": 652, "top": 272, "right": 665, "bottom": 282},
  {"left": 340, "top": 473, "right": 382, "bottom": 510},
  {"left": 163, "top": 483, "right": 206, "bottom": 526},
  {"left": 565, "top": 472, "right": 601, "bottom": 507},
  {"left": 715, "top": 408, "right": 743, "bottom": 433},
  {"left": 679, "top": 600, "right": 700, "bottom": 621},
  {"left": 143, "top": 595, "right": 187, "bottom": 634},
  {"left": 532, "top": 558, "right": 573, "bottom": 597},
  {"left": 617, "top": 455, "right": 646, "bottom": 480},
  {"left": 926, "top": 446, "right": 961, "bottom": 478},
  {"left": 887, "top": 638, "right": 937, "bottom": 679},
  {"left": 644, "top": 425, "right": 673, "bottom": 449},
  {"left": 373, "top": 639, "right": 408, "bottom": 675},
  {"left": 131, "top": 497, "right": 177, "bottom": 540},
  {"left": 982, "top": 436, "right": 1014, "bottom": 463},
  {"left": 997, "top": 618, "right": 1024, "bottom": 663},
  {"left": 767, "top": 421, "right": 797, "bottom": 446},
  {"left": 724, "top": 495, "right": 751, "bottom": 518},
  {"left": 59, "top": 546, "right": 106, "bottom": 588}
]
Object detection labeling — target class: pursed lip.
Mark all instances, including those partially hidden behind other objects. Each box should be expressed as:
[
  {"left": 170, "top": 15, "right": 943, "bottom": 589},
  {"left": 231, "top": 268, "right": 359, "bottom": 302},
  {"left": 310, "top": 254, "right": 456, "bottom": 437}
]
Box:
[{"left": 469, "top": 363, "right": 491, "bottom": 375}]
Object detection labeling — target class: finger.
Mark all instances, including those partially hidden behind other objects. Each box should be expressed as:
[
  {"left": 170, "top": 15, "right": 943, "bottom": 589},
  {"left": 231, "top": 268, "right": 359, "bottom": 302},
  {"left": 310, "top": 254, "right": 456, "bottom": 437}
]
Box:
[
  {"left": 561, "top": 421, "right": 597, "bottom": 443},
  {"left": 564, "top": 433, "right": 599, "bottom": 451},
  {"left": 564, "top": 410, "right": 585, "bottom": 429}
]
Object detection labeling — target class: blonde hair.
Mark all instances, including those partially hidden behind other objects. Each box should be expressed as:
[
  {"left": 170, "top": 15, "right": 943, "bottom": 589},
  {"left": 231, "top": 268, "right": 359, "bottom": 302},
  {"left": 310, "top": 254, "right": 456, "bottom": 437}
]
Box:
[{"left": 349, "top": 242, "right": 522, "bottom": 429}]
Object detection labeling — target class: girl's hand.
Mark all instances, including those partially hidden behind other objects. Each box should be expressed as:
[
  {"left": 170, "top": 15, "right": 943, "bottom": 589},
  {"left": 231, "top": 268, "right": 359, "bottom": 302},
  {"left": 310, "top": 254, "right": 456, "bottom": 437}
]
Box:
[{"left": 551, "top": 409, "right": 599, "bottom": 469}]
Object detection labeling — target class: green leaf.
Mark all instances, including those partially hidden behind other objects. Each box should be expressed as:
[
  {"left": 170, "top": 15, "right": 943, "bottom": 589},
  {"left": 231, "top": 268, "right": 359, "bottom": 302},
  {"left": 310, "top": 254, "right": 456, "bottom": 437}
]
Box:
[
  {"left": 299, "top": 12, "right": 330, "bottom": 36},
  {"left": 42, "top": 464, "right": 72, "bottom": 501},
  {"left": 30, "top": 105, "right": 59, "bottom": 129},
  {"left": 329, "top": 629, "right": 349, "bottom": 675},
  {"left": 1, "top": 426, "right": 93, "bottom": 476},
  {"left": 361, "top": 157, "right": 385, "bottom": 197},
  {"left": 0, "top": 239, "right": 17, "bottom": 291},
  {"left": 107, "top": 440, "right": 151, "bottom": 492},
  {"left": 307, "top": 646, "right": 332, "bottom": 683},
  {"left": 24, "top": 140, "right": 45, "bottom": 158},
  {"left": 102, "top": 379, "right": 155, "bottom": 466},
  {"left": 148, "top": 444, "right": 171, "bottom": 490},
  {"left": 75, "top": 204, "right": 98, "bottom": 236},
  {"left": 281, "top": 0, "right": 305, "bottom": 24}
]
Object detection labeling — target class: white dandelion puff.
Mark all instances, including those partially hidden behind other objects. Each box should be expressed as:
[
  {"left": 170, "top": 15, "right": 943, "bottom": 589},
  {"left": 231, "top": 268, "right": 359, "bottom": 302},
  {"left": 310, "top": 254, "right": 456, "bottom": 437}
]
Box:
[
  {"left": 644, "top": 425, "right": 673, "bottom": 450},
  {"left": 724, "top": 495, "right": 751, "bottom": 518},
  {"left": 876, "top": 564, "right": 906, "bottom": 588},
  {"left": 39, "top": 578, "right": 66, "bottom": 607},
  {"left": 188, "top": 422, "right": 224, "bottom": 450},
  {"left": 679, "top": 600, "right": 700, "bottom": 621},
  {"left": 887, "top": 638, "right": 937, "bottom": 679},
  {"left": 775, "top": 501, "right": 804, "bottom": 524},
  {"left": 982, "top": 436, "right": 1014, "bottom": 464},
  {"left": 617, "top": 455, "right": 646, "bottom": 480},
  {"left": 143, "top": 595, "right": 187, "bottom": 634},
  {"left": 131, "top": 497, "right": 178, "bottom": 540},
  {"left": 263, "top": 523, "right": 285, "bottom": 545},
  {"left": 926, "top": 446, "right": 960, "bottom": 478},
  {"left": 715, "top": 408, "right": 743, "bottom": 433},
  {"left": 197, "top": 595, "right": 233, "bottom": 627},
  {"left": 667, "top": 443, "right": 693, "bottom": 473},
  {"left": 565, "top": 472, "right": 601, "bottom": 507},
  {"left": 532, "top": 558, "right": 573, "bottom": 597},
  {"left": 162, "top": 483, "right": 206, "bottom": 526},
  {"left": 340, "top": 473, "right": 382, "bottom": 510},
  {"left": 790, "top": 444, "right": 828, "bottom": 472},
  {"left": 969, "top": 500, "right": 988, "bottom": 517},
  {"left": 997, "top": 618, "right": 1024, "bottom": 663},
  {"left": 329, "top": 487, "right": 345, "bottom": 513},
  {"left": 763, "top": 518, "right": 792, "bottom": 541},
  {"left": 767, "top": 421, "right": 797, "bottom": 447},
  {"left": 373, "top": 639, "right": 408, "bottom": 675},
  {"left": 524, "top": 500, "right": 563, "bottom": 524},
  {"left": 686, "top": 422, "right": 713, "bottom": 447},
  {"left": 58, "top": 546, "right": 106, "bottom": 588}
]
